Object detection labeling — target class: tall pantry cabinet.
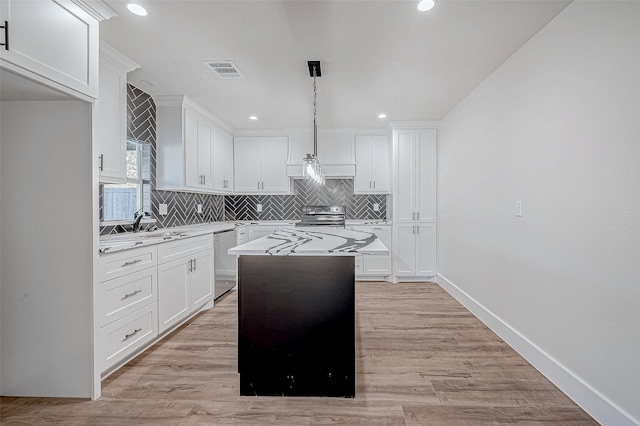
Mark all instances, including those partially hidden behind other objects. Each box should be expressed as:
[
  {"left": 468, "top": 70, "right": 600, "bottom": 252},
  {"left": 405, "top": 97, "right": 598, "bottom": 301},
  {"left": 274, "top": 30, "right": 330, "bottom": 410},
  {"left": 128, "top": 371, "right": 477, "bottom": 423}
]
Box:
[{"left": 392, "top": 128, "right": 437, "bottom": 280}]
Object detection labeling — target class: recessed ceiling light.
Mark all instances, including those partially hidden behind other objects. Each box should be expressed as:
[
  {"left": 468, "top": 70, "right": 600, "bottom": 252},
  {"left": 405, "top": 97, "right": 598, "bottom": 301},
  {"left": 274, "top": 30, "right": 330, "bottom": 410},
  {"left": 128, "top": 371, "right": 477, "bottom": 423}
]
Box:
[
  {"left": 378, "top": 113, "right": 387, "bottom": 119},
  {"left": 417, "top": 0, "right": 435, "bottom": 12},
  {"left": 140, "top": 79, "right": 155, "bottom": 87},
  {"left": 248, "top": 115, "right": 258, "bottom": 120},
  {"left": 125, "top": 2, "right": 147, "bottom": 16}
]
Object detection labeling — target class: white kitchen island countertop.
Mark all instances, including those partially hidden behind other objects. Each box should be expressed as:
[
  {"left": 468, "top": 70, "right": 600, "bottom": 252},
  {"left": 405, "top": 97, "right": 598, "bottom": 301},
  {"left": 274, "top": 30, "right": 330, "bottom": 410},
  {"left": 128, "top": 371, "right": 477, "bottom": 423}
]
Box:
[{"left": 228, "top": 227, "right": 389, "bottom": 256}]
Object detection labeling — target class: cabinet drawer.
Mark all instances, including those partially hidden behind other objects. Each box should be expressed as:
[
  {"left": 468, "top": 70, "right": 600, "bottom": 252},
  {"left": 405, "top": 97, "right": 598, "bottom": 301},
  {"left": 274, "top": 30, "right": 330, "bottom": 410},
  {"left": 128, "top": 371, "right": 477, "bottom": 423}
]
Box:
[
  {"left": 158, "top": 234, "right": 213, "bottom": 264},
  {"left": 97, "top": 245, "right": 158, "bottom": 282},
  {"left": 100, "top": 302, "right": 158, "bottom": 372},
  {"left": 97, "top": 268, "right": 157, "bottom": 327}
]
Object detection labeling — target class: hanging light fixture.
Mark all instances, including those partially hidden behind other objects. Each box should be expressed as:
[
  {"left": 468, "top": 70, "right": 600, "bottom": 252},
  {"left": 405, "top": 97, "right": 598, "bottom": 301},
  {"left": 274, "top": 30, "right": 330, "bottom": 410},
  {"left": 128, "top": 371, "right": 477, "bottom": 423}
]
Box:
[{"left": 302, "top": 61, "right": 325, "bottom": 185}]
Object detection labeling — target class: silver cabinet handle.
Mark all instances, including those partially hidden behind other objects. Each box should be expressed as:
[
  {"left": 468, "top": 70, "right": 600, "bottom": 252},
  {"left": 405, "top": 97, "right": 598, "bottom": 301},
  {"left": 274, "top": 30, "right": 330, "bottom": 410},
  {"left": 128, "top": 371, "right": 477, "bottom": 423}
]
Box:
[
  {"left": 188, "top": 259, "right": 193, "bottom": 272},
  {"left": 99, "top": 154, "right": 104, "bottom": 172},
  {"left": 193, "top": 258, "right": 197, "bottom": 271},
  {"left": 122, "top": 259, "right": 142, "bottom": 267},
  {"left": 369, "top": 181, "right": 372, "bottom": 189},
  {"left": 123, "top": 289, "right": 142, "bottom": 299},
  {"left": 416, "top": 225, "right": 420, "bottom": 234},
  {"left": 203, "top": 175, "right": 206, "bottom": 185},
  {"left": 373, "top": 180, "right": 376, "bottom": 189},
  {"left": 417, "top": 212, "right": 420, "bottom": 221},
  {"left": 258, "top": 181, "right": 260, "bottom": 189},
  {"left": 124, "top": 328, "right": 142, "bottom": 340},
  {"left": 261, "top": 182, "right": 264, "bottom": 190},
  {"left": 412, "top": 212, "right": 415, "bottom": 221}
]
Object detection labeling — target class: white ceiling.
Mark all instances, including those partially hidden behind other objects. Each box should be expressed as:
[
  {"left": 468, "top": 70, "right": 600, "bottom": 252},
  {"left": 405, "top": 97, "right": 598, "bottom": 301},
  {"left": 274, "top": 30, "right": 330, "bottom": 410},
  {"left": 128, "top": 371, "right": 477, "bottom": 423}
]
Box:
[{"left": 100, "top": 0, "right": 570, "bottom": 131}]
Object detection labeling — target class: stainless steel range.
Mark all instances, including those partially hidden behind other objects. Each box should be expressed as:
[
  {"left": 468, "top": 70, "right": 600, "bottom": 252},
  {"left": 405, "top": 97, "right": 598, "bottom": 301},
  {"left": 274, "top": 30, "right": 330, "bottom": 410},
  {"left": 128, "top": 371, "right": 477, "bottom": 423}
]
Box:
[{"left": 296, "top": 205, "right": 346, "bottom": 227}]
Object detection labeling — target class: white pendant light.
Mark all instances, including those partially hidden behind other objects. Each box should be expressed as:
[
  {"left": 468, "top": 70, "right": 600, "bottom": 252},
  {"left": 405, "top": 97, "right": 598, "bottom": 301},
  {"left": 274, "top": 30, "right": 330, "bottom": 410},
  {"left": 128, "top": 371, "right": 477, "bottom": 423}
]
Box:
[
  {"left": 302, "top": 61, "right": 325, "bottom": 185},
  {"left": 417, "top": 0, "right": 435, "bottom": 12}
]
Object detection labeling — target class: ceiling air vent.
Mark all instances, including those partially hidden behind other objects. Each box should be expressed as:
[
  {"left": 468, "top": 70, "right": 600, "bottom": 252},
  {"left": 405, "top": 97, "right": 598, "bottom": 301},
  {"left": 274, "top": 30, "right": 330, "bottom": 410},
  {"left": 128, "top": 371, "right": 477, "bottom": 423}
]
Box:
[{"left": 204, "top": 60, "right": 244, "bottom": 79}]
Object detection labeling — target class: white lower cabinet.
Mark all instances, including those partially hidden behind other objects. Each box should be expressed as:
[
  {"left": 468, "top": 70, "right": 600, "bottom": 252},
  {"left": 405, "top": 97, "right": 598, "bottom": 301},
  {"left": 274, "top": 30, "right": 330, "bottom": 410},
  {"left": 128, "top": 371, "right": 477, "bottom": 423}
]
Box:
[
  {"left": 100, "top": 303, "right": 158, "bottom": 372},
  {"left": 190, "top": 250, "right": 214, "bottom": 307},
  {"left": 97, "top": 234, "right": 215, "bottom": 375},
  {"left": 157, "top": 257, "right": 191, "bottom": 333},
  {"left": 97, "top": 246, "right": 159, "bottom": 373},
  {"left": 393, "top": 223, "right": 436, "bottom": 278},
  {"left": 351, "top": 225, "right": 392, "bottom": 279},
  {"left": 157, "top": 235, "right": 214, "bottom": 333}
]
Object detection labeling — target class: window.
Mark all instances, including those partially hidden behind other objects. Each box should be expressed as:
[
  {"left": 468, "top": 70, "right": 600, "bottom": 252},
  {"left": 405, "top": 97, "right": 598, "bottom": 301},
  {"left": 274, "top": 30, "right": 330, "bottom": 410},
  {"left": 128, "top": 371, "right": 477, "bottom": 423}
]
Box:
[{"left": 102, "top": 140, "right": 151, "bottom": 222}]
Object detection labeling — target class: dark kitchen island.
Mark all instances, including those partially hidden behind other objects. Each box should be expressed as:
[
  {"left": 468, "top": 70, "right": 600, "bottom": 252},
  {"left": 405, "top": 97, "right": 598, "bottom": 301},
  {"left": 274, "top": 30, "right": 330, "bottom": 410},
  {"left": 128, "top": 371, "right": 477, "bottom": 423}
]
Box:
[{"left": 228, "top": 227, "right": 388, "bottom": 397}]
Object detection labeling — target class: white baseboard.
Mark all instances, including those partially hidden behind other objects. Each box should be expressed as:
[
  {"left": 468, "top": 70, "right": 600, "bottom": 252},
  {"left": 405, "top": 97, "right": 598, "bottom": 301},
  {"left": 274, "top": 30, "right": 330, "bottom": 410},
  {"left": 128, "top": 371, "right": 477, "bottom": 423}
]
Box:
[{"left": 436, "top": 273, "right": 638, "bottom": 426}]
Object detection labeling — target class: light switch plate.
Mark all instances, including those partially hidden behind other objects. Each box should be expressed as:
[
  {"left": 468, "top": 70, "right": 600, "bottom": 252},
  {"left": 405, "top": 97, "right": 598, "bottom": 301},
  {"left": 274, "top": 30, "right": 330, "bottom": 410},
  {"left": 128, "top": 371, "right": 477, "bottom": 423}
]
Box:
[
  {"left": 515, "top": 200, "right": 523, "bottom": 217},
  {"left": 256, "top": 204, "right": 263, "bottom": 213},
  {"left": 197, "top": 204, "right": 203, "bottom": 214},
  {"left": 373, "top": 203, "right": 380, "bottom": 211},
  {"left": 159, "top": 204, "right": 168, "bottom": 215}
]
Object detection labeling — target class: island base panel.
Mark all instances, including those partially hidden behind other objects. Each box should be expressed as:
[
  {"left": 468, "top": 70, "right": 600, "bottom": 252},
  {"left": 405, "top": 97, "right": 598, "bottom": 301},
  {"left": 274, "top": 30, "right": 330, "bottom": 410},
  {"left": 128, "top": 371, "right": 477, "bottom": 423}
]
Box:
[{"left": 238, "top": 255, "right": 355, "bottom": 397}]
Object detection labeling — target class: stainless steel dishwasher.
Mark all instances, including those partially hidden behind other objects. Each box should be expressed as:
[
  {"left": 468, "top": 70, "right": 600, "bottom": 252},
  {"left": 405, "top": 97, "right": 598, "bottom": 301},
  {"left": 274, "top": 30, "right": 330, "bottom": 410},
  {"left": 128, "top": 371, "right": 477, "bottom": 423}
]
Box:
[{"left": 214, "top": 229, "right": 237, "bottom": 300}]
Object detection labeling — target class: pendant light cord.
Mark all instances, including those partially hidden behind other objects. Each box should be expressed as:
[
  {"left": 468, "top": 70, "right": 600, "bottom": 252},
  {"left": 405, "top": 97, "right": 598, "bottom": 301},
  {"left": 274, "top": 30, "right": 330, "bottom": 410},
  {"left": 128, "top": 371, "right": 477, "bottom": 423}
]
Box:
[{"left": 313, "top": 66, "right": 318, "bottom": 157}]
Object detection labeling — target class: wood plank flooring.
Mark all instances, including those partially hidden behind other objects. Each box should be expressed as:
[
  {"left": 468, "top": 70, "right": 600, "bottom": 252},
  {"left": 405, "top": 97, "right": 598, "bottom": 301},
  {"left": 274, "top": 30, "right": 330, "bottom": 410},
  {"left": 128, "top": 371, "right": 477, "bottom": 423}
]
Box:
[{"left": 1, "top": 282, "right": 597, "bottom": 425}]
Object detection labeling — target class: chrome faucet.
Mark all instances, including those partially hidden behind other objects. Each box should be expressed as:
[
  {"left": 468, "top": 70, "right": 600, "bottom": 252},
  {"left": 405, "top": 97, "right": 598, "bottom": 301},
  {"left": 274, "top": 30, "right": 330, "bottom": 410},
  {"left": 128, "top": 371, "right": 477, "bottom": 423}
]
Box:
[{"left": 132, "top": 208, "right": 145, "bottom": 233}]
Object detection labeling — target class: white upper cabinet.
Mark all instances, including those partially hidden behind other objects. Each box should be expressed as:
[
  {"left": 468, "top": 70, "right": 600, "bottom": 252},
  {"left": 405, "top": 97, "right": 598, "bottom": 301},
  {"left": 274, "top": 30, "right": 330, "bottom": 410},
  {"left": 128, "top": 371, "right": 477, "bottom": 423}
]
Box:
[
  {"left": 354, "top": 135, "right": 390, "bottom": 194},
  {"left": 286, "top": 129, "right": 356, "bottom": 177},
  {"left": 394, "top": 129, "right": 436, "bottom": 223},
  {"left": 213, "top": 128, "right": 234, "bottom": 193},
  {"left": 184, "top": 109, "right": 214, "bottom": 190},
  {"left": 0, "top": 0, "right": 108, "bottom": 99},
  {"left": 155, "top": 96, "right": 232, "bottom": 194},
  {"left": 234, "top": 136, "right": 290, "bottom": 194},
  {"left": 95, "top": 43, "right": 139, "bottom": 184}
]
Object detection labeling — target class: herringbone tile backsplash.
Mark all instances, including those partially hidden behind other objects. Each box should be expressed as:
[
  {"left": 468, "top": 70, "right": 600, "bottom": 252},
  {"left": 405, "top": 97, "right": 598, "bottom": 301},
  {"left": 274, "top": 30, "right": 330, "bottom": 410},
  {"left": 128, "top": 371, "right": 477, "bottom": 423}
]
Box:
[
  {"left": 225, "top": 179, "right": 386, "bottom": 221},
  {"left": 100, "top": 85, "right": 386, "bottom": 235}
]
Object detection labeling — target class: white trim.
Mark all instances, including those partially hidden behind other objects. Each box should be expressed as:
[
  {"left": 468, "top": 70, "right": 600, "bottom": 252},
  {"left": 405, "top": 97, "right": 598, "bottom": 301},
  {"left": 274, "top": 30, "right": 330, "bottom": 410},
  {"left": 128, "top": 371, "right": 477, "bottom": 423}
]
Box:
[
  {"left": 388, "top": 120, "right": 440, "bottom": 130},
  {"left": 71, "top": 0, "right": 118, "bottom": 21},
  {"left": 99, "top": 42, "right": 140, "bottom": 73},
  {"left": 436, "top": 273, "right": 638, "bottom": 426}
]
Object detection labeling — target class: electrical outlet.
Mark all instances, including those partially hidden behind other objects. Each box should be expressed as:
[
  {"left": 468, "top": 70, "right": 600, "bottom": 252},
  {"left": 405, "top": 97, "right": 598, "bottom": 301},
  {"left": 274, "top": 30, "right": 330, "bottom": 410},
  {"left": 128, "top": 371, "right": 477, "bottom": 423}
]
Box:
[
  {"left": 256, "top": 204, "right": 262, "bottom": 213},
  {"left": 197, "top": 204, "right": 203, "bottom": 214},
  {"left": 373, "top": 203, "right": 380, "bottom": 212},
  {"left": 159, "top": 204, "right": 168, "bottom": 215},
  {"left": 515, "top": 200, "right": 523, "bottom": 217}
]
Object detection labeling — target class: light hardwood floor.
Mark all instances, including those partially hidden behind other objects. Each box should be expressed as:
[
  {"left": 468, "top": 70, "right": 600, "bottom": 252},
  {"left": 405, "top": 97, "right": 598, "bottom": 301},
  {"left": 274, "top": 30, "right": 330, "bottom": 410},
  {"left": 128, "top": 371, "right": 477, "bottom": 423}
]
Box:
[{"left": 1, "top": 282, "right": 597, "bottom": 425}]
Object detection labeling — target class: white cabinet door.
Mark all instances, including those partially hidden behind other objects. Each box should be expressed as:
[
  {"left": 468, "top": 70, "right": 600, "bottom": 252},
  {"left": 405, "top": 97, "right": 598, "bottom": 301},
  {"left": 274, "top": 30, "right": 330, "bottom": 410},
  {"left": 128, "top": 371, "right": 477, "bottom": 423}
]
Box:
[
  {"left": 354, "top": 135, "right": 390, "bottom": 194},
  {"left": 184, "top": 109, "right": 201, "bottom": 188},
  {"left": 190, "top": 250, "right": 213, "bottom": 308},
  {"left": 234, "top": 137, "right": 262, "bottom": 192},
  {"left": 95, "top": 59, "right": 126, "bottom": 183},
  {"left": 0, "top": 0, "right": 99, "bottom": 98},
  {"left": 371, "top": 135, "right": 391, "bottom": 193},
  {"left": 354, "top": 137, "right": 373, "bottom": 193},
  {"left": 393, "top": 224, "right": 416, "bottom": 277},
  {"left": 213, "top": 128, "right": 234, "bottom": 193},
  {"left": 158, "top": 257, "right": 190, "bottom": 333},
  {"left": 363, "top": 226, "right": 392, "bottom": 275},
  {"left": 417, "top": 130, "right": 436, "bottom": 222},
  {"left": 395, "top": 131, "right": 417, "bottom": 222},
  {"left": 197, "top": 119, "right": 214, "bottom": 190},
  {"left": 416, "top": 224, "right": 436, "bottom": 277},
  {"left": 234, "top": 136, "right": 289, "bottom": 194},
  {"left": 261, "top": 137, "right": 289, "bottom": 193}
]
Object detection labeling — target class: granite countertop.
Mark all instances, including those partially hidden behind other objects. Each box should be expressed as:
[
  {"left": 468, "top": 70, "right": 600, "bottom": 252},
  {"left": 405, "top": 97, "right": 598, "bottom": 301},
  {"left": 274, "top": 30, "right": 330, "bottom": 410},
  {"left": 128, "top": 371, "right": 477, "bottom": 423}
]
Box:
[{"left": 228, "top": 227, "right": 389, "bottom": 256}]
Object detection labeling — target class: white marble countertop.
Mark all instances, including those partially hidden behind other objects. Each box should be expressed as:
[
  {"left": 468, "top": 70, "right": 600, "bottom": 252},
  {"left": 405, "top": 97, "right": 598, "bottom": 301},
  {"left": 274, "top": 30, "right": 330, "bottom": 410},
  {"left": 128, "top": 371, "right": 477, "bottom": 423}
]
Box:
[
  {"left": 228, "top": 227, "right": 389, "bottom": 256},
  {"left": 99, "top": 221, "right": 236, "bottom": 254}
]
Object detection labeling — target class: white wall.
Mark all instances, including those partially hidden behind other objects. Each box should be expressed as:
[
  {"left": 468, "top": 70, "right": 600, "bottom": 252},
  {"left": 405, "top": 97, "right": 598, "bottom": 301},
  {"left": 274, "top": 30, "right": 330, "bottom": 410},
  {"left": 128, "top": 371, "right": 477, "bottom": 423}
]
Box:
[
  {"left": 437, "top": 2, "right": 639, "bottom": 425},
  {"left": 1, "top": 100, "right": 94, "bottom": 397}
]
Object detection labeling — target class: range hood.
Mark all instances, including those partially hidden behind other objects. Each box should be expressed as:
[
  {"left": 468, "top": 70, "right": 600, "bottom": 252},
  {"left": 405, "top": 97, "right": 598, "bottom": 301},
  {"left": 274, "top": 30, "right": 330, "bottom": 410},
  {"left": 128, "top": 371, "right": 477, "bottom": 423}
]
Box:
[{"left": 286, "top": 128, "right": 356, "bottom": 178}]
